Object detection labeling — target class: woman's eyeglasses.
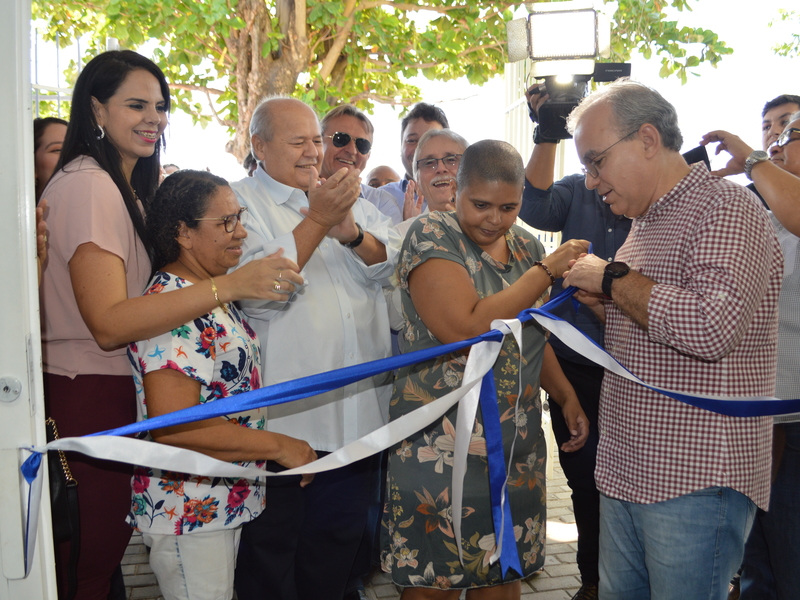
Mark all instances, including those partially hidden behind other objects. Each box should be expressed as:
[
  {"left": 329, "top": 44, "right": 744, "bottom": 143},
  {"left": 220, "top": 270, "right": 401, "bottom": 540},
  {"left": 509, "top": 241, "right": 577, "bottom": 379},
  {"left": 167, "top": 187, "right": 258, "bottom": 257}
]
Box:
[
  {"left": 415, "top": 154, "right": 462, "bottom": 172},
  {"left": 327, "top": 132, "right": 372, "bottom": 155},
  {"left": 196, "top": 206, "right": 248, "bottom": 233}
]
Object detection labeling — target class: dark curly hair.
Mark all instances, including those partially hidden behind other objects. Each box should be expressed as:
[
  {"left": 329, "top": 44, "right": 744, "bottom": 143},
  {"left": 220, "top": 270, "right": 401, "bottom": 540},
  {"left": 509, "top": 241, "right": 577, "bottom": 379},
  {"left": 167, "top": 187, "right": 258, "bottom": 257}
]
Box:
[{"left": 146, "top": 170, "right": 229, "bottom": 273}]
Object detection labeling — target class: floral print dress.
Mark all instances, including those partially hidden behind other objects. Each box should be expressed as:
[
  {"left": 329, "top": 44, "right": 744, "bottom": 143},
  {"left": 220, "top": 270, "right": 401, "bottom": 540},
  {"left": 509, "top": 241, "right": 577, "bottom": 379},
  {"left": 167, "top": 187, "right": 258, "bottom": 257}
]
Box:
[
  {"left": 381, "top": 211, "right": 549, "bottom": 589},
  {"left": 127, "top": 272, "right": 267, "bottom": 536}
]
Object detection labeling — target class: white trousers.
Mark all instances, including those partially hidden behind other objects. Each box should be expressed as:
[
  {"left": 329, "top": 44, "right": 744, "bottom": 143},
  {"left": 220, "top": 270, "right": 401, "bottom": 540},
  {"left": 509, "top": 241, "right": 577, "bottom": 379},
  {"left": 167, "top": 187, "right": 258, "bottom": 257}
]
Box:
[{"left": 142, "top": 528, "right": 241, "bottom": 600}]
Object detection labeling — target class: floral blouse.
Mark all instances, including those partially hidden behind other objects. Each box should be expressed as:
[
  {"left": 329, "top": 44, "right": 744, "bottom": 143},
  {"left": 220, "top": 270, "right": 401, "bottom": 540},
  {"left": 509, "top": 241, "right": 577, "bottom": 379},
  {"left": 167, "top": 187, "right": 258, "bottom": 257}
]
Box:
[{"left": 127, "top": 272, "right": 266, "bottom": 535}]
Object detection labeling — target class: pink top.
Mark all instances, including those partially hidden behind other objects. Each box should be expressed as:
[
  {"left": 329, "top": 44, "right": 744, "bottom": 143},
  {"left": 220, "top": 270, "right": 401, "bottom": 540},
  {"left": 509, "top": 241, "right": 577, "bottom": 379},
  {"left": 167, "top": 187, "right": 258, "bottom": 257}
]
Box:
[{"left": 40, "top": 156, "right": 151, "bottom": 377}]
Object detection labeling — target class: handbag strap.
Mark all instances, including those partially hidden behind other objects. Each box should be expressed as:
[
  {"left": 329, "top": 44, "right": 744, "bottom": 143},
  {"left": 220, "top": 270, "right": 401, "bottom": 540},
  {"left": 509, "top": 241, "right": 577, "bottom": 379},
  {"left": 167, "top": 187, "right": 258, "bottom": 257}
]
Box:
[{"left": 45, "top": 418, "right": 80, "bottom": 600}]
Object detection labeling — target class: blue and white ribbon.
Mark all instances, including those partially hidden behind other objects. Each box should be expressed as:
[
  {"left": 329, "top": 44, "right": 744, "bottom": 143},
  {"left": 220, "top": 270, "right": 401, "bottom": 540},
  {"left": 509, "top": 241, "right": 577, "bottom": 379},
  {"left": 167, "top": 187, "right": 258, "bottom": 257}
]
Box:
[{"left": 17, "top": 287, "right": 800, "bottom": 576}]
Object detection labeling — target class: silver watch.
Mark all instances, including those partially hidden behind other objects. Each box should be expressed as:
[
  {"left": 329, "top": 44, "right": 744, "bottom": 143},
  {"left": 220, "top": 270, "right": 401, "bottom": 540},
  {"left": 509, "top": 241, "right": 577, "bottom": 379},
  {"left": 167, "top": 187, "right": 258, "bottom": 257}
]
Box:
[{"left": 744, "top": 150, "right": 769, "bottom": 180}]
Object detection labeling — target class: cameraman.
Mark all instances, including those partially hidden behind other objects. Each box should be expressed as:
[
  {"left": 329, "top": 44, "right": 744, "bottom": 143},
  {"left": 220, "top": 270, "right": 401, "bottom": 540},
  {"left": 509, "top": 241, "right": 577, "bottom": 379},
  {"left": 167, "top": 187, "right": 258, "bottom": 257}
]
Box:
[{"left": 518, "top": 86, "right": 632, "bottom": 600}]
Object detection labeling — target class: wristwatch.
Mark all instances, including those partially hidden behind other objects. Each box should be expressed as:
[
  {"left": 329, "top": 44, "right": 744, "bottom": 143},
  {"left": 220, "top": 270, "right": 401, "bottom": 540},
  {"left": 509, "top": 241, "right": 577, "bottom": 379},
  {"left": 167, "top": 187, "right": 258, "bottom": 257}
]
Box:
[
  {"left": 744, "top": 150, "right": 769, "bottom": 180},
  {"left": 341, "top": 222, "right": 364, "bottom": 249},
  {"left": 602, "top": 261, "right": 630, "bottom": 298}
]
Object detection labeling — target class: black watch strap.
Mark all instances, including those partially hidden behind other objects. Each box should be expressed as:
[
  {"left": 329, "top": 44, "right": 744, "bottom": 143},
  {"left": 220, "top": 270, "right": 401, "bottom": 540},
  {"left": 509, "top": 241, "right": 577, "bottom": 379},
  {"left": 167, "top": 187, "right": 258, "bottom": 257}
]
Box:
[
  {"left": 602, "top": 261, "right": 630, "bottom": 298},
  {"left": 342, "top": 222, "right": 364, "bottom": 249}
]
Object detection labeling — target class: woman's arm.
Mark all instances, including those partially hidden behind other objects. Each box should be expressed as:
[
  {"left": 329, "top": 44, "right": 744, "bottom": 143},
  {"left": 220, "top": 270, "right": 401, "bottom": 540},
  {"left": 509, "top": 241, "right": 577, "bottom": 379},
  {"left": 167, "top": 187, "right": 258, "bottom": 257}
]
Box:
[
  {"left": 143, "top": 368, "right": 318, "bottom": 486},
  {"left": 408, "top": 238, "right": 589, "bottom": 344},
  {"left": 69, "top": 243, "right": 304, "bottom": 350},
  {"left": 539, "top": 344, "right": 589, "bottom": 452}
]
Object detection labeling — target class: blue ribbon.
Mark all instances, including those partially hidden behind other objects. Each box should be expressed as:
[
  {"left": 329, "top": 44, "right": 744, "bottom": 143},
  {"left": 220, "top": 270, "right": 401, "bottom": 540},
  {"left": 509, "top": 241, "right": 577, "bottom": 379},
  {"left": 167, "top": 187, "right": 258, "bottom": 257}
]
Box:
[{"left": 478, "top": 371, "right": 523, "bottom": 577}]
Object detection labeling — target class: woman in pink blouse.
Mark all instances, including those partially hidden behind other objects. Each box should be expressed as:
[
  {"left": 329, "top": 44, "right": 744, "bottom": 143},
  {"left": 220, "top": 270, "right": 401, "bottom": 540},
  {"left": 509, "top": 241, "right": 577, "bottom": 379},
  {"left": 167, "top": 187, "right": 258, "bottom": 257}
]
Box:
[{"left": 40, "top": 50, "right": 300, "bottom": 600}]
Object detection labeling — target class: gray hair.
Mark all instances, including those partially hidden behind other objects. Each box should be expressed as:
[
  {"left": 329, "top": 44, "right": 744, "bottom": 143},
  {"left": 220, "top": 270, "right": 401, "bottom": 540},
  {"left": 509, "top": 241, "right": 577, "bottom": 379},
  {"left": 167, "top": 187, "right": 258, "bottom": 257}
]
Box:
[
  {"left": 321, "top": 104, "right": 374, "bottom": 136},
  {"left": 567, "top": 79, "right": 683, "bottom": 152},
  {"left": 412, "top": 128, "right": 469, "bottom": 180}
]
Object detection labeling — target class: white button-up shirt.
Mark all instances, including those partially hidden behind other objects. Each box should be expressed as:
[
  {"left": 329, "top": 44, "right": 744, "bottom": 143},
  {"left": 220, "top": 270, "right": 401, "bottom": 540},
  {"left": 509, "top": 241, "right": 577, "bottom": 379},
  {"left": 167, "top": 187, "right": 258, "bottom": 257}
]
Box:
[{"left": 232, "top": 168, "right": 400, "bottom": 451}]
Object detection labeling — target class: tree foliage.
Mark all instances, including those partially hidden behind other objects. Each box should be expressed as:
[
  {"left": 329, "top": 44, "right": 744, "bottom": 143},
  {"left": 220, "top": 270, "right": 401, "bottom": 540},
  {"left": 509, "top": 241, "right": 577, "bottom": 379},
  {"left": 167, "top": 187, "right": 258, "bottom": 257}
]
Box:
[
  {"left": 33, "top": 0, "right": 732, "bottom": 160},
  {"left": 771, "top": 9, "right": 800, "bottom": 57}
]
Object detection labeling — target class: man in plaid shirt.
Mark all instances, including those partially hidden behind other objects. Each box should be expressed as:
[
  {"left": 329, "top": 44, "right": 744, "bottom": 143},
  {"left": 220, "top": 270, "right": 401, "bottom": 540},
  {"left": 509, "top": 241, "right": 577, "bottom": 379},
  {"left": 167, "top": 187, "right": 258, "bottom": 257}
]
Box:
[{"left": 563, "top": 80, "right": 782, "bottom": 600}]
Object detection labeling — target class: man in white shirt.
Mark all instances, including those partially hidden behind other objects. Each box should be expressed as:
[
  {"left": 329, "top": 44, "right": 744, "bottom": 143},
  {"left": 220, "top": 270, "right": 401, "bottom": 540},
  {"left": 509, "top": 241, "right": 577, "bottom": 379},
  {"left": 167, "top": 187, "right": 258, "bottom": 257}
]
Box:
[{"left": 231, "top": 97, "right": 400, "bottom": 600}]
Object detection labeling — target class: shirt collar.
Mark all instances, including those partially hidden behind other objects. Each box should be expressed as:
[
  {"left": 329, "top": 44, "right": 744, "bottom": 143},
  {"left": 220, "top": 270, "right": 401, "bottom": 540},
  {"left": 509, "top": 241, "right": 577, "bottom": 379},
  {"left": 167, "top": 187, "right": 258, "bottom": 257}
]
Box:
[
  {"left": 638, "top": 162, "right": 710, "bottom": 222},
  {"left": 254, "top": 166, "right": 308, "bottom": 207}
]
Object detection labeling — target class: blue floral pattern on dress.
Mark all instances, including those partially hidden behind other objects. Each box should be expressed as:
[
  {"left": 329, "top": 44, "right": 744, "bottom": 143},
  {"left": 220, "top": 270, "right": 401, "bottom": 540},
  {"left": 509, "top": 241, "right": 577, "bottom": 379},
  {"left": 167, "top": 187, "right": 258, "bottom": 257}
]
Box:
[{"left": 127, "top": 272, "right": 266, "bottom": 535}]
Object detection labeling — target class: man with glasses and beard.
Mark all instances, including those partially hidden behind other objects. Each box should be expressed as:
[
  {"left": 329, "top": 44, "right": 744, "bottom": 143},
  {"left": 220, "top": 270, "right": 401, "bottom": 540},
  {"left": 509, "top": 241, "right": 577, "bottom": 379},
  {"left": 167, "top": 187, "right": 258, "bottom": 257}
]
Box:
[{"left": 321, "top": 104, "right": 403, "bottom": 225}]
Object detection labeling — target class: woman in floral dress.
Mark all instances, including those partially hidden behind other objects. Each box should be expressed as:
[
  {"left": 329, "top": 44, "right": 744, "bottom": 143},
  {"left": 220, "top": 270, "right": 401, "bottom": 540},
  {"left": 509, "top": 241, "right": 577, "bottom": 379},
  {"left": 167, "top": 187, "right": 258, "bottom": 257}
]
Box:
[
  {"left": 127, "top": 170, "right": 316, "bottom": 600},
  {"left": 382, "top": 140, "right": 590, "bottom": 599}
]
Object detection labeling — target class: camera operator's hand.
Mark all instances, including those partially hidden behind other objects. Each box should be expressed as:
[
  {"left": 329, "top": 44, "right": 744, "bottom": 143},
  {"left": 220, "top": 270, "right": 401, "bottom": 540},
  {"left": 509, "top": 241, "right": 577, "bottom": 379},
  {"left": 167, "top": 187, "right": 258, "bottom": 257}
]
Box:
[{"left": 525, "top": 85, "right": 550, "bottom": 124}]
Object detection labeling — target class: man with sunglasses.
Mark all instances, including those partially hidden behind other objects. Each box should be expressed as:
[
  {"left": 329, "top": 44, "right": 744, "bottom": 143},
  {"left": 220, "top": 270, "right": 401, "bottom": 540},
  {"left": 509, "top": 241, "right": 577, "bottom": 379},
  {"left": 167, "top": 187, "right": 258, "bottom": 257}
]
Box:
[
  {"left": 563, "top": 80, "right": 782, "bottom": 600},
  {"left": 702, "top": 114, "right": 800, "bottom": 600},
  {"left": 320, "top": 104, "right": 403, "bottom": 225},
  {"left": 231, "top": 97, "right": 401, "bottom": 600}
]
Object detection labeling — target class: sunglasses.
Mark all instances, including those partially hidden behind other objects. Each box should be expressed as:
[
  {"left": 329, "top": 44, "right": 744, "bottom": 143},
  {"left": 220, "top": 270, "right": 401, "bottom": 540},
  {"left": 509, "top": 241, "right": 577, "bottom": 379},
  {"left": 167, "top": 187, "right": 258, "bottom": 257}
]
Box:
[
  {"left": 771, "top": 128, "right": 800, "bottom": 150},
  {"left": 196, "top": 206, "right": 248, "bottom": 233},
  {"left": 327, "top": 132, "right": 372, "bottom": 155}
]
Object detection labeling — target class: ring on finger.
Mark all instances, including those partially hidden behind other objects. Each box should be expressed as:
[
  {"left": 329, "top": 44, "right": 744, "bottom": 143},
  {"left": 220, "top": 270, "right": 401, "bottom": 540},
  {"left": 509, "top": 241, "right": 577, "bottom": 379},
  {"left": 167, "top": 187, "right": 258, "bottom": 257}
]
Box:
[{"left": 273, "top": 280, "right": 281, "bottom": 292}]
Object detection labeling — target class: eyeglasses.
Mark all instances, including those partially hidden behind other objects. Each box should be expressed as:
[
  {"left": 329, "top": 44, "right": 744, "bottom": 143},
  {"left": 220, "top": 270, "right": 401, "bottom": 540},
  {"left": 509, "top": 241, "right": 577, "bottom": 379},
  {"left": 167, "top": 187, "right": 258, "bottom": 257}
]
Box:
[
  {"left": 326, "top": 132, "right": 372, "bottom": 155},
  {"left": 416, "top": 154, "right": 462, "bottom": 172},
  {"left": 196, "top": 206, "right": 248, "bottom": 233},
  {"left": 770, "top": 128, "right": 800, "bottom": 150},
  {"left": 581, "top": 129, "right": 639, "bottom": 179}
]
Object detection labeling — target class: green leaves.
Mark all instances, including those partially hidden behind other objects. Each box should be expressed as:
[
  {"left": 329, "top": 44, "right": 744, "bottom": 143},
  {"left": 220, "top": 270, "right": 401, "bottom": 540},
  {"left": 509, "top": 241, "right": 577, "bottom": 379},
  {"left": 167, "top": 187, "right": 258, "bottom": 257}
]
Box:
[{"left": 33, "top": 0, "right": 738, "bottom": 158}]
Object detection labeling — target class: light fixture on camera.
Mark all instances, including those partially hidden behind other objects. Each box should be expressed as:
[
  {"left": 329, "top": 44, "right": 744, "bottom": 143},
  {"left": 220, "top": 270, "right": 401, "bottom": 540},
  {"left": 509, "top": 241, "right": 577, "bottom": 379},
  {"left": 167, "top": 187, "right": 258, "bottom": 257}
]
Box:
[{"left": 507, "top": 1, "right": 630, "bottom": 140}]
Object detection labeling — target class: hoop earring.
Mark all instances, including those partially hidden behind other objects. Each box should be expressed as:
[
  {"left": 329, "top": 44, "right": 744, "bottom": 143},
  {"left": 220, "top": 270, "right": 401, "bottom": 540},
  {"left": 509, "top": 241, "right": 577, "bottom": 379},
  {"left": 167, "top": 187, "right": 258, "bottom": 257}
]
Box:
[{"left": 95, "top": 125, "right": 105, "bottom": 140}]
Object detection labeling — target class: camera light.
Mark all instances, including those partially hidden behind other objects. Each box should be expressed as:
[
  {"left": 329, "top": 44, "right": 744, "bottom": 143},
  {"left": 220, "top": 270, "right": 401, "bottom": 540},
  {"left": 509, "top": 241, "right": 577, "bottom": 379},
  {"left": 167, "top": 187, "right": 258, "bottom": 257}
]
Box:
[{"left": 528, "top": 9, "right": 598, "bottom": 60}]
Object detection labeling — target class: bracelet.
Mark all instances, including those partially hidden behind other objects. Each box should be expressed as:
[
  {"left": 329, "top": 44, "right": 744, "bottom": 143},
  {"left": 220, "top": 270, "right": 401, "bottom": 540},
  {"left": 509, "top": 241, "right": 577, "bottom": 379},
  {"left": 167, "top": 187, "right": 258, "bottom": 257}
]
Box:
[
  {"left": 534, "top": 261, "right": 555, "bottom": 285},
  {"left": 209, "top": 277, "right": 229, "bottom": 315}
]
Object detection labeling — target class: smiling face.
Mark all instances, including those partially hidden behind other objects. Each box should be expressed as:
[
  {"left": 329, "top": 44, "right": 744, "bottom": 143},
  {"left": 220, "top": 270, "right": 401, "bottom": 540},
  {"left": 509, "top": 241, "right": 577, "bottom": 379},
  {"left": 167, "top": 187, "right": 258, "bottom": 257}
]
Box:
[
  {"left": 762, "top": 102, "right": 800, "bottom": 150},
  {"left": 401, "top": 117, "right": 443, "bottom": 177},
  {"left": 769, "top": 118, "right": 800, "bottom": 178},
  {"left": 456, "top": 179, "right": 521, "bottom": 255},
  {"left": 182, "top": 186, "right": 247, "bottom": 278},
  {"left": 574, "top": 103, "right": 652, "bottom": 218},
  {"left": 252, "top": 99, "right": 322, "bottom": 191},
  {"left": 34, "top": 122, "right": 67, "bottom": 192},
  {"left": 415, "top": 135, "right": 465, "bottom": 212},
  {"left": 320, "top": 114, "right": 372, "bottom": 179},
  {"left": 92, "top": 68, "right": 167, "bottom": 180}
]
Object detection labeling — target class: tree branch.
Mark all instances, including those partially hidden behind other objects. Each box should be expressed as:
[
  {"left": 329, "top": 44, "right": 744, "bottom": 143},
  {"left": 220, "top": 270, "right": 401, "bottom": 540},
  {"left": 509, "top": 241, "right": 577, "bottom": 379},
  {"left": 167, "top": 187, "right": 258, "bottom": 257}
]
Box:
[
  {"left": 315, "top": 0, "right": 359, "bottom": 86},
  {"left": 169, "top": 83, "right": 226, "bottom": 96}
]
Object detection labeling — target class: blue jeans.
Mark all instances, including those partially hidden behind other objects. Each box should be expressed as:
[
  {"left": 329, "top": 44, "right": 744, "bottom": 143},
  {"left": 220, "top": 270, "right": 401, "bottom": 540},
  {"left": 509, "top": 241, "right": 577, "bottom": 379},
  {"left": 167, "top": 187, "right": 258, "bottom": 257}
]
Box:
[
  {"left": 740, "top": 423, "right": 800, "bottom": 600},
  {"left": 599, "top": 488, "right": 756, "bottom": 600}
]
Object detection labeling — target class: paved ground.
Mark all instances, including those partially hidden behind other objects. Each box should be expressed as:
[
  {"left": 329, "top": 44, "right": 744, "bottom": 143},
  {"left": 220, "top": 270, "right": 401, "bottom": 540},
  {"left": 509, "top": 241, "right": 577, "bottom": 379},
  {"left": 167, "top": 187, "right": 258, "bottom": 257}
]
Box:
[{"left": 122, "top": 457, "right": 580, "bottom": 600}]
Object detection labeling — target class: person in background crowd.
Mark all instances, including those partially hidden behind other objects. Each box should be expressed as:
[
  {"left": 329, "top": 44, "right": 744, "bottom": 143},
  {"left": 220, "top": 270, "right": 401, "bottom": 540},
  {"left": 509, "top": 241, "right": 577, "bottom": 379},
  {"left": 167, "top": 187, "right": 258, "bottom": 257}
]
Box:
[
  {"left": 381, "top": 102, "right": 449, "bottom": 217},
  {"left": 702, "top": 114, "right": 800, "bottom": 600},
  {"left": 321, "top": 104, "right": 402, "bottom": 225},
  {"left": 162, "top": 163, "right": 179, "bottom": 175},
  {"left": 367, "top": 165, "right": 400, "bottom": 189},
  {"left": 40, "top": 50, "right": 295, "bottom": 600},
  {"left": 746, "top": 95, "right": 800, "bottom": 204},
  {"left": 564, "top": 79, "right": 781, "bottom": 600},
  {"left": 232, "top": 96, "right": 400, "bottom": 600},
  {"left": 128, "top": 169, "right": 313, "bottom": 600},
  {"left": 383, "top": 139, "right": 589, "bottom": 599},
  {"left": 34, "top": 116, "right": 68, "bottom": 202},
  {"left": 243, "top": 151, "right": 258, "bottom": 176}
]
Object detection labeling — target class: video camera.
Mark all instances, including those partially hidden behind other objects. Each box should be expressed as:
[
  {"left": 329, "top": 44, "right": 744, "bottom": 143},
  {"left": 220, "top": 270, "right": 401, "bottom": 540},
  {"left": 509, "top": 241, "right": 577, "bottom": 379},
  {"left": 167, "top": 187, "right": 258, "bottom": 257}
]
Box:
[{"left": 508, "top": 1, "right": 630, "bottom": 140}]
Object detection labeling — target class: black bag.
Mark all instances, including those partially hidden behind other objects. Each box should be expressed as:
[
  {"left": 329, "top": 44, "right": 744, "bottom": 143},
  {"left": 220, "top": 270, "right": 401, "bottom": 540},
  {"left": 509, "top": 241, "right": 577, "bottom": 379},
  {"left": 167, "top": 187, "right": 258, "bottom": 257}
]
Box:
[{"left": 45, "top": 417, "right": 80, "bottom": 600}]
